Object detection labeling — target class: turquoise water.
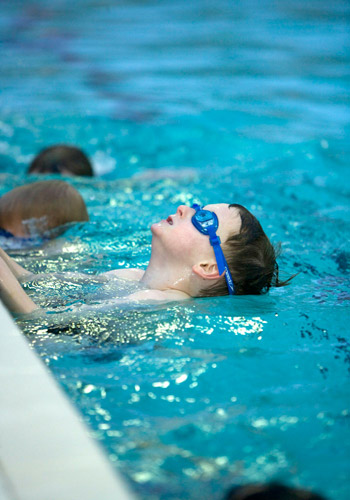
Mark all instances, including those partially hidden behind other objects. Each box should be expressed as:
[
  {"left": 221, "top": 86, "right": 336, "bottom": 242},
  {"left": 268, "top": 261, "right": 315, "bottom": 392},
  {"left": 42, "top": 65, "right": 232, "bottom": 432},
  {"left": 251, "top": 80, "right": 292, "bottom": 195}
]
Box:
[{"left": 1, "top": 1, "right": 350, "bottom": 499}]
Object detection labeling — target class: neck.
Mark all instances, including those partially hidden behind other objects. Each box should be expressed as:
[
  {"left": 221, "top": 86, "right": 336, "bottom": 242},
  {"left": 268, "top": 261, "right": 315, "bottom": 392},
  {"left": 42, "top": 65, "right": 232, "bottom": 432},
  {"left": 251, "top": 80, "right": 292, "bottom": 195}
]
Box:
[{"left": 141, "top": 253, "right": 193, "bottom": 296}]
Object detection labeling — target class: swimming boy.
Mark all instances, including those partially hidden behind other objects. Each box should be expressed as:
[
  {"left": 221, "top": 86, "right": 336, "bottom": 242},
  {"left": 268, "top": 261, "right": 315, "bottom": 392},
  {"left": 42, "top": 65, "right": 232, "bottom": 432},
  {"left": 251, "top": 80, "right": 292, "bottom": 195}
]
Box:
[{"left": 0, "top": 203, "right": 289, "bottom": 315}]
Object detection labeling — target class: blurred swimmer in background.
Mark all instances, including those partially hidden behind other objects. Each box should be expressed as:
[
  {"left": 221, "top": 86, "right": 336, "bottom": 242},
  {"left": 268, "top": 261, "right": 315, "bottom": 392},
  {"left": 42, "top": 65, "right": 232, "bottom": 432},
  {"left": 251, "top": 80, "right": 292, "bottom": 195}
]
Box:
[
  {"left": 28, "top": 144, "right": 94, "bottom": 177},
  {"left": 224, "top": 482, "right": 327, "bottom": 500},
  {"left": 0, "top": 180, "right": 89, "bottom": 247}
]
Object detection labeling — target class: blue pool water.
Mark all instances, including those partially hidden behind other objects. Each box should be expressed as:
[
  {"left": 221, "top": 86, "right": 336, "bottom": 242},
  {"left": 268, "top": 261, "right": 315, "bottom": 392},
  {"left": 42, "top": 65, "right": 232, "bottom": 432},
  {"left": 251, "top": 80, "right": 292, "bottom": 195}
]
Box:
[{"left": 1, "top": 0, "right": 349, "bottom": 499}]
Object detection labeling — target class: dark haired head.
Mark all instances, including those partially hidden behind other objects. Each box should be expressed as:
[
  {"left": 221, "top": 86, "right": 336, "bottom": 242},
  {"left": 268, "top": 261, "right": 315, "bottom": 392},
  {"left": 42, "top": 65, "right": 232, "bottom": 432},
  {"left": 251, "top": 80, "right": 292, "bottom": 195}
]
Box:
[
  {"left": 225, "top": 483, "right": 326, "bottom": 500},
  {"left": 200, "top": 204, "right": 294, "bottom": 297},
  {"left": 28, "top": 145, "right": 93, "bottom": 177}
]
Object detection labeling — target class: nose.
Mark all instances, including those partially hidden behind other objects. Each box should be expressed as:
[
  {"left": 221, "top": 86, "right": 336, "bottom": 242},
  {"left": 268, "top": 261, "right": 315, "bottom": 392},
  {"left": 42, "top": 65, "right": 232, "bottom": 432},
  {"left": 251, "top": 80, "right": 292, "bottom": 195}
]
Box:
[{"left": 176, "top": 205, "right": 191, "bottom": 218}]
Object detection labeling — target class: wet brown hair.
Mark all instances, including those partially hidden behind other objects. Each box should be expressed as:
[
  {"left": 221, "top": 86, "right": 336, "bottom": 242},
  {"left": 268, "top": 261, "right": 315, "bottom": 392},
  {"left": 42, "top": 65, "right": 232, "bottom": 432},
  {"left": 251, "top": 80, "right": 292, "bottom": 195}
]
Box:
[
  {"left": 28, "top": 144, "right": 94, "bottom": 177},
  {"left": 200, "top": 204, "right": 294, "bottom": 297},
  {"left": 0, "top": 180, "right": 89, "bottom": 237},
  {"left": 225, "top": 482, "right": 327, "bottom": 500}
]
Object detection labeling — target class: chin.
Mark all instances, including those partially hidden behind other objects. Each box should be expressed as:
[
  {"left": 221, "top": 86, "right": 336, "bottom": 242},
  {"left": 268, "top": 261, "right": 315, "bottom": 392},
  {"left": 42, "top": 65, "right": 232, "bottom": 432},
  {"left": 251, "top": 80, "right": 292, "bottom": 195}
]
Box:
[
  {"left": 150, "top": 222, "right": 161, "bottom": 235},
  {"left": 151, "top": 220, "right": 169, "bottom": 235}
]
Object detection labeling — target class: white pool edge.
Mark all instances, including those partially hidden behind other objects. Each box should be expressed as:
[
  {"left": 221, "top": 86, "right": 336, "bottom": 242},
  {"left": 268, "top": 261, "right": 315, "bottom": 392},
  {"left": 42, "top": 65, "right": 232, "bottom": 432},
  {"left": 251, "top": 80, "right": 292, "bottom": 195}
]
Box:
[{"left": 0, "top": 301, "right": 136, "bottom": 500}]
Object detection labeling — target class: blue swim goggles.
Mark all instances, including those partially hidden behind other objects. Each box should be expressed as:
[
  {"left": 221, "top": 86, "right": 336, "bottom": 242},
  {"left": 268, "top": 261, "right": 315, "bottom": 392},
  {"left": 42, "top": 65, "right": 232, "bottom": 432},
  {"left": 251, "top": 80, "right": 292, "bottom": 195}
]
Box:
[{"left": 191, "top": 204, "right": 235, "bottom": 295}]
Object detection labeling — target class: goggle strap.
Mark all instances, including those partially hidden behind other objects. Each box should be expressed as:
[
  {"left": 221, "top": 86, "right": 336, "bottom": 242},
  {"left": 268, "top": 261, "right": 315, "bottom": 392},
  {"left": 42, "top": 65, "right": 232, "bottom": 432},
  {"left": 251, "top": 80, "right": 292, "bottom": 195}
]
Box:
[
  {"left": 212, "top": 243, "right": 227, "bottom": 275},
  {"left": 224, "top": 269, "right": 235, "bottom": 295},
  {"left": 207, "top": 226, "right": 221, "bottom": 246},
  {"left": 211, "top": 238, "right": 235, "bottom": 295}
]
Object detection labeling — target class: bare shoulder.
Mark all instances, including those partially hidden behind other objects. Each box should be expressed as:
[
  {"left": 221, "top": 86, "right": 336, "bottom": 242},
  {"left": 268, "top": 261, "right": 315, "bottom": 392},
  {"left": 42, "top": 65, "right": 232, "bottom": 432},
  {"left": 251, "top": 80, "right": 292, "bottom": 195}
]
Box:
[
  {"left": 127, "top": 289, "right": 190, "bottom": 303},
  {"left": 103, "top": 268, "right": 145, "bottom": 281}
]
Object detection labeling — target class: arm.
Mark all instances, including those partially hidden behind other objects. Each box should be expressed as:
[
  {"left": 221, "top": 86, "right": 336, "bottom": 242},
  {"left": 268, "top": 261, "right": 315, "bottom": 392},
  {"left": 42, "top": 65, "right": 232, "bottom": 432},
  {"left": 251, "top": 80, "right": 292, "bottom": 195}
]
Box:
[
  {"left": 0, "top": 247, "right": 32, "bottom": 280},
  {"left": 0, "top": 256, "right": 38, "bottom": 314},
  {"left": 0, "top": 248, "right": 102, "bottom": 284}
]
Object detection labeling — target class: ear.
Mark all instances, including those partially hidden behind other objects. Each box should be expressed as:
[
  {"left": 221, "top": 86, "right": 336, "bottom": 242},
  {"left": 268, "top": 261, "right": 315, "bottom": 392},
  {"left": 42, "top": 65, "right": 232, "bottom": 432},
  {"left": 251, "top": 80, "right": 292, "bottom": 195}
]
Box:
[{"left": 192, "top": 262, "right": 224, "bottom": 281}]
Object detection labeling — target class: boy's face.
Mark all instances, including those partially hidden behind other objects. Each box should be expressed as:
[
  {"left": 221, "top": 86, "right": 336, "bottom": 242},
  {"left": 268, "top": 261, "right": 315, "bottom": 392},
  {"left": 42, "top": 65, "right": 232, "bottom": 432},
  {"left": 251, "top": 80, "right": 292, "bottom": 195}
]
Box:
[{"left": 151, "top": 203, "right": 241, "bottom": 266}]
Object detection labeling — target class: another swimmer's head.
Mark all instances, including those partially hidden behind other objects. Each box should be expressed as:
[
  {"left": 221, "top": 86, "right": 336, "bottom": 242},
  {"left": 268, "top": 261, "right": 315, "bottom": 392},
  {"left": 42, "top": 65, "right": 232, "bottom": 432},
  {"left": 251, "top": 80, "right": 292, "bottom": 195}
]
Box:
[
  {"left": 225, "top": 482, "right": 327, "bottom": 500},
  {"left": 28, "top": 144, "right": 94, "bottom": 177},
  {"left": 0, "top": 180, "right": 89, "bottom": 238}
]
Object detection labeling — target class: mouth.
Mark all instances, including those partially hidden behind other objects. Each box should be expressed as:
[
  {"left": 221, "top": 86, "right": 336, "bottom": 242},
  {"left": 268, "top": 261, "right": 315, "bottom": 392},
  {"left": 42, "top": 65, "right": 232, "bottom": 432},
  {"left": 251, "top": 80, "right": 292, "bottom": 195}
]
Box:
[{"left": 166, "top": 215, "right": 173, "bottom": 225}]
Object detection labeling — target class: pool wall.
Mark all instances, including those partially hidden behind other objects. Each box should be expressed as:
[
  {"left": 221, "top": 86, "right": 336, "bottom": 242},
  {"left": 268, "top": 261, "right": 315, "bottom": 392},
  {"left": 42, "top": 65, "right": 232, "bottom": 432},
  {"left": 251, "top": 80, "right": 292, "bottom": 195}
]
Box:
[{"left": 0, "top": 301, "right": 135, "bottom": 500}]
